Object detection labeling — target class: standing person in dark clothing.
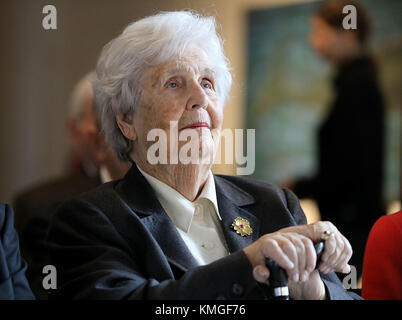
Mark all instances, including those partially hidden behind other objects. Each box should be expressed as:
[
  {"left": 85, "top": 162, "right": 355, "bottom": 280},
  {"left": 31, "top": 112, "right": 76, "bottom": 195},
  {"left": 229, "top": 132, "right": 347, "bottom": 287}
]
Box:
[{"left": 293, "top": 0, "right": 385, "bottom": 279}]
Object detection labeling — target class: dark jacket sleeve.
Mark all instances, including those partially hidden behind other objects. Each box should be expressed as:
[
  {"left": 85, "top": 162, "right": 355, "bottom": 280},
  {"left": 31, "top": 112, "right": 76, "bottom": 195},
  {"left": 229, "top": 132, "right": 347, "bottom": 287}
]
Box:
[
  {"left": 0, "top": 203, "right": 35, "bottom": 300},
  {"left": 283, "top": 188, "right": 362, "bottom": 300},
  {"left": 47, "top": 198, "right": 257, "bottom": 300}
]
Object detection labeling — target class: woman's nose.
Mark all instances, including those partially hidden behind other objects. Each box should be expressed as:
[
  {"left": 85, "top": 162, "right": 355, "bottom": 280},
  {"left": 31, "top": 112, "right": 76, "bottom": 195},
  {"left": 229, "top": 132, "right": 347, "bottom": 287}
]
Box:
[{"left": 186, "top": 81, "right": 208, "bottom": 111}]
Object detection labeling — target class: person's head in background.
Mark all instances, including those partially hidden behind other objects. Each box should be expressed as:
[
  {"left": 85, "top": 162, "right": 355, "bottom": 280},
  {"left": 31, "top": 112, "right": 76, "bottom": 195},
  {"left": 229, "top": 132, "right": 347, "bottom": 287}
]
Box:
[
  {"left": 66, "top": 72, "right": 130, "bottom": 181},
  {"left": 309, "top": 0, "right": 371, "bottom": 65}
]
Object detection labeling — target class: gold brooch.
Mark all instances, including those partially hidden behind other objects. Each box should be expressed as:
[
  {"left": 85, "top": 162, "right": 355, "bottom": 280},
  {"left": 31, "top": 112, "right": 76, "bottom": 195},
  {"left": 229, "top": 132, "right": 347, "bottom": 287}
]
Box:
[{"left": 232, "top": 217, "right": 253, "bottom": 237}]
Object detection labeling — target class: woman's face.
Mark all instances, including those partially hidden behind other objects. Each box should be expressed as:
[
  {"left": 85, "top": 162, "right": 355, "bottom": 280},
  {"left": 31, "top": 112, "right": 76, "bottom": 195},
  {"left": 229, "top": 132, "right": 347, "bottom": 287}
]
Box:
[
  {"left": 129, "top": 47, "right": 223, "bottom": 166},
  {"left": 309, "top": 16, "right": 344, "bottom": 62}
]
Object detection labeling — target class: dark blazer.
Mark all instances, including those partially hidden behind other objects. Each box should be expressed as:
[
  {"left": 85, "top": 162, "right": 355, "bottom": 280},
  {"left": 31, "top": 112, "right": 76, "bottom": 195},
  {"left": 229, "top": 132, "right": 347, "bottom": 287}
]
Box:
[
  {"left": 13, "top": 170, "right": 100, "bottom": 299},
  {"left": 0, "top": 203, "right": 35, "bottom": 299},
  {"left": 47, "top": 165, "right": 360, "bottom": 300}
]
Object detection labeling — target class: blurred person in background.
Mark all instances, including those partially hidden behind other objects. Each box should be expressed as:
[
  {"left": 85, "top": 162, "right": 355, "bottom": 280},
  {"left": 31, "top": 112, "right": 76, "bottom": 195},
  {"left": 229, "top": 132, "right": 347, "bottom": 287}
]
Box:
[
  {"left": 362, "top": 210, "right": 402, "bottom": 300},
  {"left": 292, "top": 0, "right": 385, "bottom": 280},
  {"left": 13, "top": 73, "right": 130, "bottom": 299}
]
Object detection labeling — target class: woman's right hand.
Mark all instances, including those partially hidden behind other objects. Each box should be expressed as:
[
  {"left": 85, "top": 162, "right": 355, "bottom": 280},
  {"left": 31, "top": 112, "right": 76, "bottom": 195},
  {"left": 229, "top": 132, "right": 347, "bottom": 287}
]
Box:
[{"left": 243, "top": 231, "right": 317, "bottom": 284}]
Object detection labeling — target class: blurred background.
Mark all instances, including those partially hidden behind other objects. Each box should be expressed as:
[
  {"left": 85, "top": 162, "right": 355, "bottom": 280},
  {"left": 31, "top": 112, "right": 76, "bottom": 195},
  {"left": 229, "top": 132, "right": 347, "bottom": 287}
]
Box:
[
  {"left": 247, "top": 0, "right": 401, "bottom": 218},
  {"left": 0, "top": 0, "right": 400, "bottom": 213}
]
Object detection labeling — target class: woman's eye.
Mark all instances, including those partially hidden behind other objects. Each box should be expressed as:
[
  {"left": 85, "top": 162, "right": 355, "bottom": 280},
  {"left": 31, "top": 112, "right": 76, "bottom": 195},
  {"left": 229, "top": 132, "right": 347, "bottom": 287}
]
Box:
[
  {"left": 202, "top": 80, "right": 213, "bottom": 90},
  {"left": 167, "top": 82, "right": 178, "bottom": 88}
]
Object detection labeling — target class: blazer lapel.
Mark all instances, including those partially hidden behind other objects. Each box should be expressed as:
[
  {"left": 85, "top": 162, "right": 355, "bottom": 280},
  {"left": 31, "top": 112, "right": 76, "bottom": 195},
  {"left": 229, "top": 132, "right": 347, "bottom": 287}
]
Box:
[
  {"left": 140, "top": 213, "right": 199, "bottom": 272},
  {"left": 214, "top": 176, "right": 260, "bottom": 253},
  {"left": 117, "top": 166, "right": 261, "bottom": 271},
  {"left": 117, "top": 165, "right": 198, "bottom": 272}
]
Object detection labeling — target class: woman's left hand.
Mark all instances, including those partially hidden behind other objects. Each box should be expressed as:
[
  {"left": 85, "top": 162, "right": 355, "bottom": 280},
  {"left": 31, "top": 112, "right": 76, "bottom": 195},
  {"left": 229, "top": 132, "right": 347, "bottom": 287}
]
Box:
[{"left": 288, "top": 269, "right": 325, "bottom": 300}]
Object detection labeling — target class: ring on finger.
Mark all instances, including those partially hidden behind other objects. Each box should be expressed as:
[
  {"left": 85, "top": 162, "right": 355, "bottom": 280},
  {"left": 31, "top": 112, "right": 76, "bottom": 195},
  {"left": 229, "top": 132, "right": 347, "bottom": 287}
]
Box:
[{"left": 321, "top": 230, "right": 334, "bottom": 241}]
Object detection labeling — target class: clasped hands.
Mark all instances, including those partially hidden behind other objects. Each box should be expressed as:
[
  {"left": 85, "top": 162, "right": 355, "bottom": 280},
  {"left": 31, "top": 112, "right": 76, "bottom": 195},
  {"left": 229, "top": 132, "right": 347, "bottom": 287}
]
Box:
[{"left": 243, "top": 221, "right": 352, "bottom": 300}]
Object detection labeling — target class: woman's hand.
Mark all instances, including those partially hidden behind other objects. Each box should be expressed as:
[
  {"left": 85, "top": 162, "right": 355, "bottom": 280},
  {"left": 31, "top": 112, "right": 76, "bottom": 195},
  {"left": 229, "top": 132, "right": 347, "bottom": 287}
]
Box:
[
  {"left": 285, "top": 221, "right": 353, "bottom": 275},
  {"left": 243, "top": 221, "right": 352, "bottom": 300}
]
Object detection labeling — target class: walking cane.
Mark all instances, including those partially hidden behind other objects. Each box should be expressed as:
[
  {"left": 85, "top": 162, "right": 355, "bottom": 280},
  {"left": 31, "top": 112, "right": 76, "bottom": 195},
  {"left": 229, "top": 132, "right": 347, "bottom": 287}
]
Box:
[{"left": 263, "top": 241, "right": 325, "bottom": 300}]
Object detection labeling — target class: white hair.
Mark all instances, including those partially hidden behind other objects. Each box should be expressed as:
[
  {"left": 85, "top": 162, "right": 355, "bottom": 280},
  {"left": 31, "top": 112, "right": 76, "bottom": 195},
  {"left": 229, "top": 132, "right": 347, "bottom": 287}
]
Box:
[
  {"left": 68, "top": 72, "right": 94, "bottom": 120},
  {"left": 92, "top": 10, "right": 232, "bottom": 162}
]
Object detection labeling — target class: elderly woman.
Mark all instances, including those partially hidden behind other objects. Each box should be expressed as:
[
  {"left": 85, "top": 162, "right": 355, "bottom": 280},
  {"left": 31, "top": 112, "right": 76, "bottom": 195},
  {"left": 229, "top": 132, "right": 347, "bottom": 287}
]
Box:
[{"left": 47, "top": 11, "right": 360, "bottom": 300}]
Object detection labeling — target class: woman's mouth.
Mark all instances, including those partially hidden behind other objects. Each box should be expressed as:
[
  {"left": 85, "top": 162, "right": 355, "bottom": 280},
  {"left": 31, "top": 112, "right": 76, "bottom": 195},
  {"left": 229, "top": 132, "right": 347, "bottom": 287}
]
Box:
[{"left": 179, "top": 122, "right": 210, "bottom": 131}]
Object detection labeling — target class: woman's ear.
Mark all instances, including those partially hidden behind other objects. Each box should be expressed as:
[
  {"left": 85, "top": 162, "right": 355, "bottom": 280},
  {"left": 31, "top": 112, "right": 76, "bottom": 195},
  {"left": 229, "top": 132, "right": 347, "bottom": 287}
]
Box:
[{"left": 115, "top": 113, "right": 137, "bottom": 141}]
